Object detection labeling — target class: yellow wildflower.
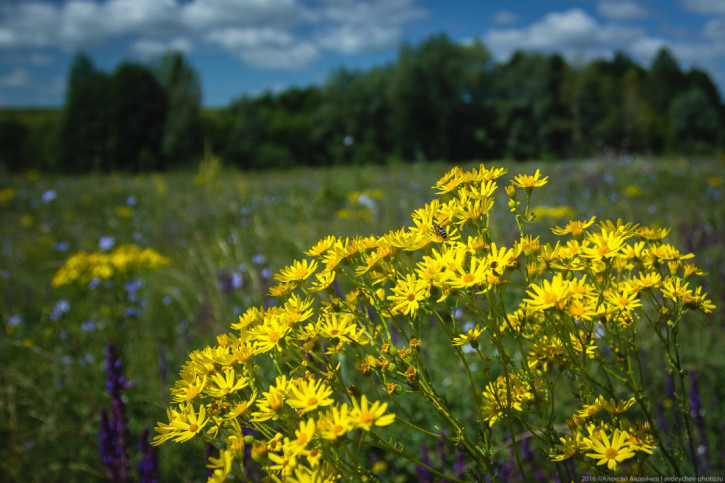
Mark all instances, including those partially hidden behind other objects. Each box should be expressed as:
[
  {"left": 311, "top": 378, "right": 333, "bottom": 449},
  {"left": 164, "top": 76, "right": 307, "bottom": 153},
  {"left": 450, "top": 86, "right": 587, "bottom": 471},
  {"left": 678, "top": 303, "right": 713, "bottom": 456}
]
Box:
[{"left": 584, "top": 428, "right": 636, "bottom": 471}]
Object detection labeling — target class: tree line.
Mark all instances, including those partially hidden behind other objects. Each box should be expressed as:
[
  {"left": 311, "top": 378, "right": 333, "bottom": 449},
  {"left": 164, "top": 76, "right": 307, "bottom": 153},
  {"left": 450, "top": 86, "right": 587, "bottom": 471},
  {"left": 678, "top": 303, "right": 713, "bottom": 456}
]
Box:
[{"left": 1, "top": 33, "right": 723, "bottom": 173}]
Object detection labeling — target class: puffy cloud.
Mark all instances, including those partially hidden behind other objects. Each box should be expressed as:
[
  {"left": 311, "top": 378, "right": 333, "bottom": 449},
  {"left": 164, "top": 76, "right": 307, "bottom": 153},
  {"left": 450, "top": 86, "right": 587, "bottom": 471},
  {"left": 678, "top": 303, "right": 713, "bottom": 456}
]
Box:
[
  {"left": 492, "top": 11, "right": 519, "bottom": 26},
  {"left": 703, "top": 17, "right": 725, "bottom": 41},
  {"left": 316, "top": 23, "right": 400, "bottom": 54},
  {"left": 206, "top": 28, "right": 319, "bottom": 70},
  {"left": 180, "top": 0, "right": 308, "bottom": 30},
  {"left": 238, "top": 42, "right": 320, "bottom": 70},
  {"left": 314, "top": 0, "right": 426, "bottom": 54},
  {"left": 597, "top": 1, "right": 651, "bottom": 20},
  {"left": 206, "top": 28, "right": 295, "bottom": 50},
  {"left": 484, "top": 9, "right": 648, "bottom": 60},
  {"left": 681, "top": 0, "right": 725, "bottom": 15},
  {"left": 0, "top": 0, "right": 424, "bottom": 70},
  {"left": 0, "top": 67, "right": 31, "bottom": 88},
  {"left": 131, "top": 38, "right": 193, "bottom": 57}
]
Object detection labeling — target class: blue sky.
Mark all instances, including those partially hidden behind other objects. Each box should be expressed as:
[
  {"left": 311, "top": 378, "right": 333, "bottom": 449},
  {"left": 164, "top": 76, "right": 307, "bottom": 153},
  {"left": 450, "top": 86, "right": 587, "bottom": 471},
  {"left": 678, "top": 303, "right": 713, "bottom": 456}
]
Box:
[{"left": 1, "top": 0, "right": 724, "bottom": 107}]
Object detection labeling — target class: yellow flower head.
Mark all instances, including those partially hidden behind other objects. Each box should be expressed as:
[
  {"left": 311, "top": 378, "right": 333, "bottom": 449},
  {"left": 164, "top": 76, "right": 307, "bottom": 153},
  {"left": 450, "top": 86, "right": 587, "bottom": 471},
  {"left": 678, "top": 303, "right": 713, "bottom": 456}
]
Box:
[
  {"left": 286, "top": 378, "right": 334, "bottom": 414},
  {"left": 275, "top": 258, "right": 318, "bottom": 283},
  {"left": 350, "top": 395, "right": 395, "bottom": 431},
  {"left": 387, "top": 273, "right": 429, "bottom": 316},
  {"left": 551, "top": 216, "right": 596, "bottom": 238},
  {"left": 317, "top": 404, "right": 354, "bottom": 440},
  {"left": 512, "top": 169, "right": 548, "bottom": 190},
  {"left": 451, "top": 324, "right": 486, "bottom": 346},
  {"left": 584, "top": 428, "right": 636, "bottom": 471},
  {"left": 524, "top": 273, "right": 572, "bottom": 312}
]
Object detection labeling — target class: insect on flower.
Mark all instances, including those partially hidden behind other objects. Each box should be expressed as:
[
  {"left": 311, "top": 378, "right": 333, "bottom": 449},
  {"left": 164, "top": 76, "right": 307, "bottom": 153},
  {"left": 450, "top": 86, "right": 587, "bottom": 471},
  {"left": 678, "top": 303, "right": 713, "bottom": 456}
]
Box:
[{"left": 433, "top": 223, "right": 447, "bottom": 239}]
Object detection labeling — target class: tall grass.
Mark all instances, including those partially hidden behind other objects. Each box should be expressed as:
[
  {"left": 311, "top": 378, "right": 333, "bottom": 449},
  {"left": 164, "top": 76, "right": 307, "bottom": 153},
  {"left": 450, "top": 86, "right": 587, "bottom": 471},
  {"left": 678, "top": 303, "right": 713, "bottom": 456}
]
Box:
[{"left": 1, "top": 156, "right": 723, "bottom": 481}]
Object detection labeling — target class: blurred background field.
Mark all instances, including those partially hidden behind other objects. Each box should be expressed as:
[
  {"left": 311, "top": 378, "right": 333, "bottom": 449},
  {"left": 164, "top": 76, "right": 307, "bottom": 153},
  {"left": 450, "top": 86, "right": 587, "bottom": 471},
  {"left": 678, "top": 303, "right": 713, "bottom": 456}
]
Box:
[{"left": 1, "top": 155, "right": 724, "bottom": 481}]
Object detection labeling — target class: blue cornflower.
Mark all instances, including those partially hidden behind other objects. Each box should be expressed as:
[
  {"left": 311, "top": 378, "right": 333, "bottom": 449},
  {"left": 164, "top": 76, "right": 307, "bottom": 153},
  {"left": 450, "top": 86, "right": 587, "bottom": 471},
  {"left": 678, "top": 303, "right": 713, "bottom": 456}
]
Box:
[
  {"left": 50, "top": 299, "right": 70, "bottom": 321},
  {"left": 41, "top": 190, "right": 56, "bottom": 203},
  {"left": 99, "top": 236, "right": 115, "bottom": 251}
]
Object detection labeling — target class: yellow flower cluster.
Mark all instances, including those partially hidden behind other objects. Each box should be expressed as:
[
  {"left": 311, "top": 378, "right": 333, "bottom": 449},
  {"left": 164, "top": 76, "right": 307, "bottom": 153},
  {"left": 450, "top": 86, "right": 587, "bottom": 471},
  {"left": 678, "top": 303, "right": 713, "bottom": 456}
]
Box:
[
  {"left": 51, "top": 244, "right": 171, "bottom": 287},
  {"left": 155, "top": 164, "right": 714, "bottom": 480},
  {"left": 0, "top": 187, "right": 16, "bottom": 203},
  {"left": 550, "top": 395, "right": 655, "bottom": 471}
]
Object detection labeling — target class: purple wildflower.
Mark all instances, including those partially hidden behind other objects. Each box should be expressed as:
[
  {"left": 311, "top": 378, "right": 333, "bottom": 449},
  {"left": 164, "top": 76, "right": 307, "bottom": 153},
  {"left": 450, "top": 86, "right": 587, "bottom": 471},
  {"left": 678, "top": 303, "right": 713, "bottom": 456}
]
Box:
[
  {"left": 522, "top": 437, "right": 547, "bottom": 482},
  {"left": 453, "top": 448, "right": 466, "bottom": 478},
  {"left": 415, "top": 444, "right": 434, "bottom": 483},
  {"left": 689, "top": 370, "right": 708, "bottom": 470},
  {"left": 205, "top": 443, "right": 215, "bottom": 479},
  {"left": 99, "top": 342, "right": 131, "bottom": 481},
  {"left": 137, "top": 427, "right": 158, "bottom": 483}
]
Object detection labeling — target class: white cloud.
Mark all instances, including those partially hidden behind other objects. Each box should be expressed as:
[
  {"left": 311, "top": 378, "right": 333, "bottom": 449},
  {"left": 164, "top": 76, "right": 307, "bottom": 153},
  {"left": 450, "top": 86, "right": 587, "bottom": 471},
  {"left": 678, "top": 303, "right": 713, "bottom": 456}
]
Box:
[
  {"left": 207, "top": 28, "right": 319, "bottom": 70},
  {"left": 703, "top": 17, "right": 725, "bottom": 41},
  {"left": 180, "top": 0, "right": 307, "bottom": 30},
  {"left": 131, "top": 38, "right": 193, "bottom": 57},
  {"left": 315, "top": 0, "right": 426, "bottom": 54},
  {"left": 597, "top": 1, "right": 650, "bottom": 20},
  {"left": 680, "top": 0, "right": 725, "bottom": 15},
  {"left": 492, "top": 11, "right": 519, "bottom": 26},
  {"left": 484, "top": 8, "right": 650, "bottom": 60},
  {"left": 0, "top": 0, "right": 425, "bottom": 71},
  {"left": 206, "top": 28, "right": 295, "bottom": 50},
  {"left": 316, "top": 23, "right": 400, "bottom": 54},
  {"left": 239, "top": 42, "right": 320, "bottom": 70},
  {"left": 0, "top": 67, "right": 31, "bottom": 88}
]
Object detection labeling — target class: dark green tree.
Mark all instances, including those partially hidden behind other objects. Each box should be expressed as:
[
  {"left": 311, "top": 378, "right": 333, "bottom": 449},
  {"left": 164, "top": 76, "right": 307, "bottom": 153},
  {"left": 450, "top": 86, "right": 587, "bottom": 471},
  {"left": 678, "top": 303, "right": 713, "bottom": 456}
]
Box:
[
  {"left": 152, "top": 51, "right": 203, "bottom": 166},
  {"left": 225, "top": 95, "right": 263, "bottom": 169},
  {"left": 388, "top": 34, "right": 495, "bottom": 161},
  {"left": 620, "top": 66, "right": 659, "bottom": 152},
  {"left": 0, "top": 119, "right": 28, "bottom": 173},
  {"left": 494, "top": 51, "right": 571, "bottom": 160},
  {"left": 647, "top": 47, "right": 687, "bottom": 115},
  {"left": 110, "top": 62, "right": 168, "bottom": 171},
  {"left": 313, "top": 66, "right": 395, "bottom": 165},
  {"left": 668, "top": 88, "right": 720, "bottom": 154},
  {"left": 58, "top": 52, "right": 113, "bottom": 172}
]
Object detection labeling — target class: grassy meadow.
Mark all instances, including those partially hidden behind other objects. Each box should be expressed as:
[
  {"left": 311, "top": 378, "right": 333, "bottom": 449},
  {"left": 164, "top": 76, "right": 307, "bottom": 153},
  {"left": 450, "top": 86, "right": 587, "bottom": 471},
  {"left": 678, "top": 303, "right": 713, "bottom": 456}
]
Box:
[{"left": 1, "top": 155, "right": 724, "bottom": 481}]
